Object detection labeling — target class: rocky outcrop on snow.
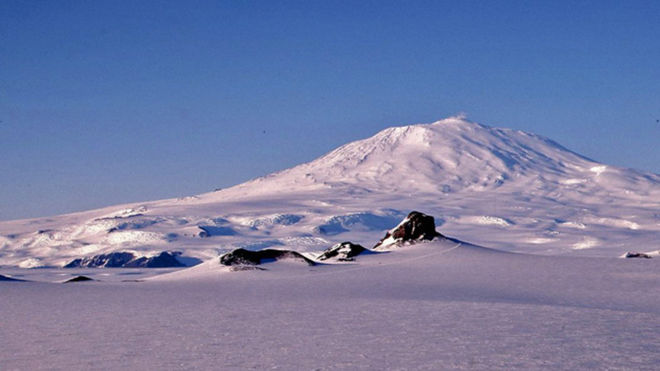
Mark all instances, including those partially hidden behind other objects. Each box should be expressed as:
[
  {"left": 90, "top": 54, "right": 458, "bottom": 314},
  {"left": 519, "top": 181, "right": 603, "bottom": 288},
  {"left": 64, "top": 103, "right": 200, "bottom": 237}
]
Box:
[
  {"left": 64, "top": 275, "right": 94, "bottom": 283},
  {"left": 220, "top": 248, "right": 316, "bottom": 266},
  {"left": 317, "top": 242, "right": 367, "bottom": 261},
  {"left": 373, "top": 211, "right": 444, "bottom": 249},
  {"left": 0, "top": 274, "right": 25, "bottom": 282},
  {"left": 64, "top": 251, "right": 187, "bottom": 268},
  {"left": 126, "top": 251, "right": 188, "bottom": 267},
  {"left": 64, "top": 252, "right": 134, "bottom": 268}
]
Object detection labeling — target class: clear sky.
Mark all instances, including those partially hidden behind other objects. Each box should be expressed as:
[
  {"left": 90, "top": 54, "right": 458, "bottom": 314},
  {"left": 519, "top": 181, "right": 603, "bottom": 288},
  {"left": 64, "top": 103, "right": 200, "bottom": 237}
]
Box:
[{"left": 1, "top": 0, "right": 659, "bottom": 220}]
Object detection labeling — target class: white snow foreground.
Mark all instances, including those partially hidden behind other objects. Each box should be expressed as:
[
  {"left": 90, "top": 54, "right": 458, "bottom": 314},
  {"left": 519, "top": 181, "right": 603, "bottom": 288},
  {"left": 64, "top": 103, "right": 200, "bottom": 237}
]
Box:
[
  {"left": 1, "top": 116, "right": 659, "bottom": 268},
  {"left": 1, "top": 240, "right": 658, "bottom": 370}
]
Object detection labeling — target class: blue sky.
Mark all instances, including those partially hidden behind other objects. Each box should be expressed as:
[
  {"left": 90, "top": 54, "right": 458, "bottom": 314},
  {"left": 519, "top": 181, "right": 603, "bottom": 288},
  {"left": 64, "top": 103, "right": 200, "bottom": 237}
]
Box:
[{"left": 1, "top": 0, "right": 659, "bottom": 220}]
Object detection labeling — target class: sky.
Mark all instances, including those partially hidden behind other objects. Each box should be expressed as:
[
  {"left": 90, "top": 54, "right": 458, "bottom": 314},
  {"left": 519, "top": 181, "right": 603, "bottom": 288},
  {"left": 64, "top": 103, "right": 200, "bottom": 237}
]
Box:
[{"left": 1, "top": 0, "right": 659, "bottom": 220}]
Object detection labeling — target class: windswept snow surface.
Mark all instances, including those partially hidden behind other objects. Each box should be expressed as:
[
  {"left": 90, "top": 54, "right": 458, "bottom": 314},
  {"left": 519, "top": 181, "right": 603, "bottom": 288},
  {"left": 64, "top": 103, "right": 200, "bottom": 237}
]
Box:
[
  {"left": 1, "top": 117, "right": 658, "bottom": 267},
  {"left": 1, "top": 240, "right": 659, "bottom": 370}
]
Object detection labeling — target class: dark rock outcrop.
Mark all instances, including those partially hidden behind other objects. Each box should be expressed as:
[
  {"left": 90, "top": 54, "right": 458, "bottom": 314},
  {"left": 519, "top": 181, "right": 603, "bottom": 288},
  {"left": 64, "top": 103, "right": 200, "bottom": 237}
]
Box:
[
  {"left": 64, "top": 251, "right": 188, "bottom": 268},
  {"left": 317, "top": 242, "right": 367, "bottom": 261},
  {"left": 220, "top": 248, "right": 316, "bottom": 266},
  {"left": 373, "top": 211, "right": 444, "bottom": 249},
  {"left": 0, "top": 274, "right": 26, "bottom": 282},
  {"left": 65, "top": 252, "right": 135, "bottom": 268},
  {"left": 64, "top": 275, "right": 94, "bottom": 283},
  {"left": 123, "top": 251, "right": 186, "bottom": 267},
  {"left": 624, "top": 252, "right": 652, "bottom": 259}
]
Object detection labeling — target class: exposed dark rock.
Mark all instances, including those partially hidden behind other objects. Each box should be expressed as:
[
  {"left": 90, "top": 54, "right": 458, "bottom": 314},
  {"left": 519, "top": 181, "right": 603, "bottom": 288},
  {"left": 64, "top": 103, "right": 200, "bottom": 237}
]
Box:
[
  {"left": 64, "top": 275, "right": 94, "bottom": 283},
  {"left": 64, "top": 252, "right": 135, "bottom": 268},
  {"left": 124, "top": 252, "right": 186, "bottom": 268},
  {"left": 373, "top": 211, "right": 444, "bottom": 249},
  {"left": 0, "top": 274, "right": 26, "bottom": 282},
  {"left": 220, "top": 248, "right": 316, "bottom": 266},
  {"left": 317, "top": 242, "right": 367, "bottom": 261},
  {"left": 624, "top": 252, "right": 652, "bottom": 259},
  {"left": 64, "top": 251, "right": 189, "bottom": 268}
]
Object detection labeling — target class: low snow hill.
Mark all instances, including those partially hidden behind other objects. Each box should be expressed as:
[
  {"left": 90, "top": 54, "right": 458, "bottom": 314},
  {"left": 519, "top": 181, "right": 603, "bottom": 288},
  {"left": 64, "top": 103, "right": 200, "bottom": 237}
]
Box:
[{"left": 1, "top": 116, "right": 659, "bottom": 267}]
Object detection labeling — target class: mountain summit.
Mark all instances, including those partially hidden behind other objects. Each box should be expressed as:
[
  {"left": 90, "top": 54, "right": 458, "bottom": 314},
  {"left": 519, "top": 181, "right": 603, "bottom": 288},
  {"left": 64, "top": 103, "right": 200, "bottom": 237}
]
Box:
[
  {"left": 238, "top": 116, "right": 656, "bottom": 199},
  {"left": 0, "top": 117, "right": 659, "bottom": 267}
]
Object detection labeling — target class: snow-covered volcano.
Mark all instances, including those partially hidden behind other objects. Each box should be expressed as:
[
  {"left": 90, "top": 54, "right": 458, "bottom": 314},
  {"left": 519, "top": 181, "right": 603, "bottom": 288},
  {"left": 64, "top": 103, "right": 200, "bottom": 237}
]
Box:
[
  {"left": 1, "top": 117, "right": 659, "bottom": 267},
  {"left": 240, "top": 116, "right": 658, "bottom": 197}
]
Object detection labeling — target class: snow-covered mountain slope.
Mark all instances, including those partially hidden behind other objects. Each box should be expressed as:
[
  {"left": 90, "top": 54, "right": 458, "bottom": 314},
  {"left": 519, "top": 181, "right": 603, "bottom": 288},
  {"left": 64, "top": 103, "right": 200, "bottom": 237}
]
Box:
[{"left": 1, "top": 117, "right": 659, "bottom": 267}]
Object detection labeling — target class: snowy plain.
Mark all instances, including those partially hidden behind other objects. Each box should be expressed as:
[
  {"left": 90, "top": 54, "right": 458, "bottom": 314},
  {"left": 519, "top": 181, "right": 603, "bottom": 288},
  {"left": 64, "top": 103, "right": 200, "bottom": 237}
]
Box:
[
  {"left": 2, "top": 240, "right": 659, "bottom": 370},
  {"left": 1, "top": 117, "right": 659, "bottom": 369}
]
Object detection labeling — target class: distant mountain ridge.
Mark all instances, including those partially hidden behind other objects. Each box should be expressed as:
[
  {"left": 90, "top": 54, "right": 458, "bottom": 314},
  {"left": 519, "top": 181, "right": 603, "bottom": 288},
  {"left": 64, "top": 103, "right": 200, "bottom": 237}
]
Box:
[{"left": 1, "top": 117, "right": 659, "bottom": 268}]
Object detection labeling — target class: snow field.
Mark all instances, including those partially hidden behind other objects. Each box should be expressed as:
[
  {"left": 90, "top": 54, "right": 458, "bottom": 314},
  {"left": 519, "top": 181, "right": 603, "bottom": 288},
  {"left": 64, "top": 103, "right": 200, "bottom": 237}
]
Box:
[{"left": 1, "top": 240, "right": 658, "bottom": 370}]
